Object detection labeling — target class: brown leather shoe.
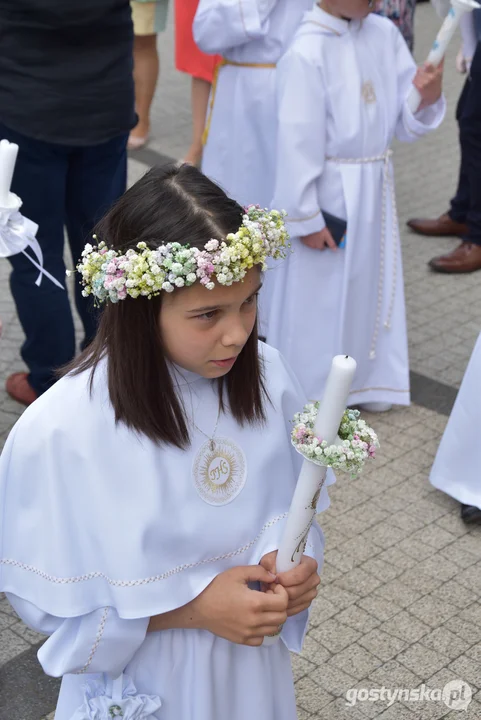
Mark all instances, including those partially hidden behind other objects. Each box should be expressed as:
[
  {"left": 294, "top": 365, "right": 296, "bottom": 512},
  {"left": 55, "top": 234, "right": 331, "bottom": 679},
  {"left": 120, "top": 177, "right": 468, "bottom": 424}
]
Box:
[
  {"left": 429, "top": 242, "right": 481, "bottom": 273},
  {"left": 407, "top": 213, "right": 468, "bottom": 237},
  {"left": 6, "top": 372, "right": 38, "bottom": 406}
]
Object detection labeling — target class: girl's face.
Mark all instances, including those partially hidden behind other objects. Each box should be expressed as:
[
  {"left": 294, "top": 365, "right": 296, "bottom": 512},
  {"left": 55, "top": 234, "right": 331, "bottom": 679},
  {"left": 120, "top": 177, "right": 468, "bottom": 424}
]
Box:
[
  {"left": 159, "top": 267, "right": 261, "bottom": 378},
  {"left": 321, "top": 0, "right": 372, "bottom": 20}
]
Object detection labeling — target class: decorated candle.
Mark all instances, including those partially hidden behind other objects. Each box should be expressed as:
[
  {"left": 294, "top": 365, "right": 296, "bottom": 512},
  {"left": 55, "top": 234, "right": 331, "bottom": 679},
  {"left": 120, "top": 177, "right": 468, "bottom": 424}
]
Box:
[
  {"left": 407, "top": 0, "right": 480, "bottom": 114},
  {"left": 263, "top": 356, "right": 357, "bottom": 646},
  {"left": 0, "top": 140, "right": 19, "bottom": 208}
]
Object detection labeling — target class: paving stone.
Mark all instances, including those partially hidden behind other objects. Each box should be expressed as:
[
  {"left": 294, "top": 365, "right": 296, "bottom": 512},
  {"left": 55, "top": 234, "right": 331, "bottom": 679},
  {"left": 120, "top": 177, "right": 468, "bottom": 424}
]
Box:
[
  {"left": 375, "top": 704, "right": 417, "bottom": 719},
  {"left": 421, "top": 627, "right": 471, "bottom": 661},
  {"left": 407, "top": 525, "right": 458, "bottom": 551},
  {"left": 334, "top": 568, "right": 384, "bottom": 598},
  {"left": 336, "top": 605, "right": 381, "bottom": 634},
  {"left": 295, "top": 676, "right": 334, "bottom": 714},
  {"left": 335, "top": 536, "right": 384, "bottom": 566},
  {"left": 414, "top": 555, "right": 459, "bottom": 583},
  {"left": 408, "top": 596, "right": 458, "bottom": 628},
  {"left": 443, "top": 616, "right": 481, "bottom": 645},
  {"left": 301, "top": 635, "right": 332, "bottom": 667},
  {"left": 361, "top": 522, "right": 412, "bottom": 549},
  {"left": 439, "top": 544, "right": 478, "bottom": 570},
  {"left": 443, "top": 701, "right": 481, "bottom": 720},
  {"left": 397, "top": 537, "right": 438, "bottom": 562},
  {"left": 373, "top": 579, "right": 422, "bottom": 609},
  {"left": 309, "top": 597, "right": 339, "bottom": 627},
  {"left": 378, "top": 610, "right": 430, "bottom": 644},
  {"left": 318, "top": 585, "right": 361, "bottom": 611},
  {"left": 375, "top": 547, "right": 418, "bottom": 573},
  {"left": 431, "top": 579, "right": 478, "bottom": 609},
  {"left": 368, "top": 659, "right": 422, "bottom": 690},
  {"left": 448, "top": 655, "right": 481, "bottom": 691},
  {"left": 357, "top": 628, "right": 408, "bottom": 662},
  {"left": 357, "top": 596, "right": 403, "bottom": 623},
  {"left": 11, "top": 622, "right": 45, "bottom": 646},
  {"left": 309, "top": 663, "right": 358, "bottom": 698},
  {"left": 396, "top": 568, "right": 444, "bottom": 596},
  {"left": 317, "top": 697, "right": 368, "bottom": 720},
  {"left": 455, "top": 565, "right": 481, "bottom": 597},
  {"left": 403, "top": 499, "right": 452, "bottom": 524},
  {"left": 397, "top": 644, "right": 451, "bottom": 679},
  {"left": 0, "top": 629, "right": 30, "bottom": 667},
  {"left": 328, "top": 643, "right": 382, "bottom": 680},
  {"left": 310, "top": 619, "right": 362, "bottom": 655},
  {"left": 295, "top": 709, "right": 312, "bottom": 720},
  {"left": 292, "top": 654, "right": 317, "bottom": 683}
]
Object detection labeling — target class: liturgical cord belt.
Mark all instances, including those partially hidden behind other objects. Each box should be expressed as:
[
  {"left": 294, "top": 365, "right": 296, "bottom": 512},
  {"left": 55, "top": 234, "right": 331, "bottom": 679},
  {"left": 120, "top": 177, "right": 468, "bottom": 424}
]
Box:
[{"left": 325, "top": 150, "right": 397, "bottom": 361}]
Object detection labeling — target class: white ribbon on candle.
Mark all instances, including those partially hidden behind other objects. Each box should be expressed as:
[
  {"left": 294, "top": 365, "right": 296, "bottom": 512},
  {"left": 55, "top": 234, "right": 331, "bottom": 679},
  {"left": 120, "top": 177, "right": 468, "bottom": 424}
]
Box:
[
  {"left": 263, "top": 355, "right": 357, "bottom": 646},
  {"left": 407, "top": 0, "right": 480, "bottom": 114},
  {"left": 0, "top": 197, "right": 64, "bottom": 290}
]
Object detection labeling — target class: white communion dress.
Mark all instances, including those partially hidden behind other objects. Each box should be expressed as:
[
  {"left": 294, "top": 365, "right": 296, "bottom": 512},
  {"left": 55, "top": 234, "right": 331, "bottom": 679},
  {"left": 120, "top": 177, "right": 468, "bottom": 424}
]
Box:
[
  {"left": 430, "top": 332, "right": 481, "bottom": 510},
  {"left": 0, "top": 343, "right": 332, "bottom": 720}
]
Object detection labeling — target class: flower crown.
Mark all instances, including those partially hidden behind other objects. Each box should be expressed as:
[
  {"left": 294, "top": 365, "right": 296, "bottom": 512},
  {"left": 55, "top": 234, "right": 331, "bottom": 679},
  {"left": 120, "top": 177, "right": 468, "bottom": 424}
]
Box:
[
  {"left": 291, "top": 405, "right": 380, "bottom": 477},
  {"left": 74, "top": 206, "right": 288, "bottom": 303}
]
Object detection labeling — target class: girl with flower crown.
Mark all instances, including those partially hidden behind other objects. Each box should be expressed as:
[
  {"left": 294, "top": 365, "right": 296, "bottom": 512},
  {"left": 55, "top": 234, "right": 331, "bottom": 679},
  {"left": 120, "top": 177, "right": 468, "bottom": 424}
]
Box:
[{"left": 0, "top": 164, "right": 331, "bottom": 720}]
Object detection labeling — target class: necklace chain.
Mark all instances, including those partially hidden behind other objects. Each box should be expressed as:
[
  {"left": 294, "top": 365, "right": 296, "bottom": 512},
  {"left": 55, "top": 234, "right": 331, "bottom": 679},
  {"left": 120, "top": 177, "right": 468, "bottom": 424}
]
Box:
[{"left": 191, "top": 407, "right": 221, "bottom": 452}]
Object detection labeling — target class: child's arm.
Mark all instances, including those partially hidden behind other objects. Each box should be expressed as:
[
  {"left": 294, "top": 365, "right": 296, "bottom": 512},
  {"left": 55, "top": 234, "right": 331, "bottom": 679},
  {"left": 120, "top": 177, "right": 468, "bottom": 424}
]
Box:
[
  {"left": 272, "top": 49, "right": 327, "bottom": 241},
  {"left": 394, "top": 28, "right": 446, "bottom": 143},
  {"left": 194, "top": 0, "right": 277, "bottom": 54}
]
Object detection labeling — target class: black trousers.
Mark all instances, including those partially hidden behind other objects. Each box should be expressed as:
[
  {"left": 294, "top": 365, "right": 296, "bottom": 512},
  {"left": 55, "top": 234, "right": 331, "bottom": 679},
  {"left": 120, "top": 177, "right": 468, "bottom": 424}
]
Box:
[
  {"left": 1, "top": 122, "right": 128, "bottom": 394},
  {"left": 449, "top": 43, "right": 481, "bottom": 246}
]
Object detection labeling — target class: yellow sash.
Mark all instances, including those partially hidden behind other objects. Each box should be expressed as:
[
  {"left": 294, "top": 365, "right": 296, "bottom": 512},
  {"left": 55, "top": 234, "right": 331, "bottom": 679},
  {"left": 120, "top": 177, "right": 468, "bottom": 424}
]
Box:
[{"left": 202, "top": 59, "right": 277, "bottom": 146}]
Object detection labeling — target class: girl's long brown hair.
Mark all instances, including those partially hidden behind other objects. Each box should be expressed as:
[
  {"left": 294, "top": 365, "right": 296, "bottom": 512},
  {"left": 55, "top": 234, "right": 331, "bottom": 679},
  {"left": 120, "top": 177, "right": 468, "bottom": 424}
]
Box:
[{"left": 67, "top": 164, "right": 267, "bottom": 448}]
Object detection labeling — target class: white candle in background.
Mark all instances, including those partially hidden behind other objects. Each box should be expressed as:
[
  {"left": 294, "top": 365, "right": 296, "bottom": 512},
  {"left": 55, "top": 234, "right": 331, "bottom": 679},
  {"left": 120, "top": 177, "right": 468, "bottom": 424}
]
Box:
[
  {"left": 0, "top": 140, "right": 19, "bottom": 208},
  {"left": 407, "top": 0, "right": 481, "bottom": 114}
]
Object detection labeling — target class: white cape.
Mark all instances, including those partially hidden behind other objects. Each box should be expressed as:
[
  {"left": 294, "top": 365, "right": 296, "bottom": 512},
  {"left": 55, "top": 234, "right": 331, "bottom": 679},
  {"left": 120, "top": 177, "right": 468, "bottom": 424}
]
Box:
[
  {"left": 430, "top": 332, "right": 481, "bottom": 509},
  {"left": 0, "top": 343, "right": 332, "bottom": 720}
]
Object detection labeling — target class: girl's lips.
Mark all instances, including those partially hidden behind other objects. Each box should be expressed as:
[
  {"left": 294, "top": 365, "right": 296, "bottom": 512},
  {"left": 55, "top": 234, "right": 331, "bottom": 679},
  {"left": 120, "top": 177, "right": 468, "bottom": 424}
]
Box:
[{"left": 211, "top": 357, "right": 237, "bottom": 368}]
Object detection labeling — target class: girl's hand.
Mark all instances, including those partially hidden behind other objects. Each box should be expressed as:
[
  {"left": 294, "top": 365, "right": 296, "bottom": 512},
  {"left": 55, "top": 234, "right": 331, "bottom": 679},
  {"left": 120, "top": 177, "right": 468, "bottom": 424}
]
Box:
[
  {"left": 413, "top": 60, "right": 444, "bottom": 111},
  {"left": 301, "top": 228, "right": 337, "bottom": 251},
  {"left": 260, "top": 551, "right": 320, "bottom": 617},
  {"left": 191, "top": 565, "right": 289, "bottom": 646}
]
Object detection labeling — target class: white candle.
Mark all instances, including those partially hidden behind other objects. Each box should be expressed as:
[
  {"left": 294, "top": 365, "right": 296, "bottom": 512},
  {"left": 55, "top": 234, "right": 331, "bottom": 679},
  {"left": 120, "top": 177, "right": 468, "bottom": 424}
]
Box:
[
  {"left": 263, "top": 356, "right": 356, "bottom": 646},
  {"left": 276, "top": 355, "right": 357, "bottom": 573},
  {"left": 407, "top": 0, "right": 480, "bottom": 114},
  {"left": 0, "top": 140, "right": 19, "bottom": 208}
]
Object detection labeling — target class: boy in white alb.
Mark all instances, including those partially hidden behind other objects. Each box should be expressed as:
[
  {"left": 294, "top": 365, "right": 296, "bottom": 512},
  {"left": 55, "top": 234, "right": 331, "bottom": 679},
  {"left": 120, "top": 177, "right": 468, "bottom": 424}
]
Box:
[{"left": 264, "top": 0, "right": 445, "bottom": 408}]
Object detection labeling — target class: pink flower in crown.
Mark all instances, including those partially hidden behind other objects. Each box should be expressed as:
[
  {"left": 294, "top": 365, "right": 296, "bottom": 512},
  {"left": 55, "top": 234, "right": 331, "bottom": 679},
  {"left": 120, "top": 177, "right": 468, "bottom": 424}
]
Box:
[
  {"left": 104, "top": 275, "right": 114, "bottom": 289},
  {"left": 368, "top": 445, "right": 376, "bottom": 458},
  {"left": 200, "top": 276, "right": 210, "bottom": 286},
  {"left": 117, "top": 287, "right": 127, "bottom": 300},
  {"left": 100, "top": 248, "right": 108, "bottom": 255},
  {"left": 105, "top": 261, "right": 117, "bottom": 274}
]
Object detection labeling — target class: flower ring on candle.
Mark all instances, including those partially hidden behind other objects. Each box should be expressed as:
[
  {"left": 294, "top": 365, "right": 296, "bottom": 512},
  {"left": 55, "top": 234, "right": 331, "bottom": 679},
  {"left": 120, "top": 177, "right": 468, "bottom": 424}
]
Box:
[{"left": 291, "top": 406, "right": 379, "bottom": 477}]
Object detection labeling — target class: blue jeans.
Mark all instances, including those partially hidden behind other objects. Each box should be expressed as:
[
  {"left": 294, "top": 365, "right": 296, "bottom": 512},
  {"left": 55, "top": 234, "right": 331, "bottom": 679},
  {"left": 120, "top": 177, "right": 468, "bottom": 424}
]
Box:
[
  {"left": 449, "top": 42, "right": 481, "bottom": 247},
  {"left": 1, "top": 123, "right": 128, "bottom": 394}
]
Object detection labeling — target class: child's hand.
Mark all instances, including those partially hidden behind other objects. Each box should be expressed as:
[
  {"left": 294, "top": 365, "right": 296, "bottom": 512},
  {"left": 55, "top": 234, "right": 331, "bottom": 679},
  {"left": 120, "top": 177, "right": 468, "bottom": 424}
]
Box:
[
  {"left": 413, "top": 60, "right": 444, "bottom": 111},
  {"left": 260, "top": 551, "right": 320, "bottom": 617},
  {"left": 191, "top": 565, "right": 289, "bottom": 645},
  {"left": 301, "top": 228, "right": 337, "bottom": 251}
]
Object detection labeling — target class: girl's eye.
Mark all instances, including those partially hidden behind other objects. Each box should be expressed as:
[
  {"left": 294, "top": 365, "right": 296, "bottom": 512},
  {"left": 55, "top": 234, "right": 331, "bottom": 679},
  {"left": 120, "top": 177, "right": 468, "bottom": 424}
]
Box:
[
  {"left": 243, "top": 293, "right": 258, "bottom": 307},
  {"left": 197, "top": 310, "right": 218, "bottom": 321}
]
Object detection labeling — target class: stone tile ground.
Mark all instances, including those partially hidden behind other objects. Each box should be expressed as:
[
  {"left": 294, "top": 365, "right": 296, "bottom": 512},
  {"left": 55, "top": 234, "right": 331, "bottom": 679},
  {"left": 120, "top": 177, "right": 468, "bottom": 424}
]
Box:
[{"left": 1, "top": 4, "right": 481, "bottom": 719}]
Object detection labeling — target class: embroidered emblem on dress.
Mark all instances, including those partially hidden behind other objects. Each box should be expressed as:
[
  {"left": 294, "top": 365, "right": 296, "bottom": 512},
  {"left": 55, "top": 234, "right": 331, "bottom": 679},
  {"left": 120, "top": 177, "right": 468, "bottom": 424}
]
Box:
[
  {"left": 361, "top": 81, "right": 377, "bottom": 104},
  {"left": 192, "top": 437, "right": 247, "bottom": 506}
]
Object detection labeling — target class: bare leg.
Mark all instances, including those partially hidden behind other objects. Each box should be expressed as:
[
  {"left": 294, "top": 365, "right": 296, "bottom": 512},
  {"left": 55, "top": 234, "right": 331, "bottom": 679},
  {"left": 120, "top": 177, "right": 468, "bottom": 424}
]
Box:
[
  {"left": 129, "top": 34, "right": 159, "bottom": 147},
  {"left": 183, "top": 76, "right": 212, "bottom": 166}
]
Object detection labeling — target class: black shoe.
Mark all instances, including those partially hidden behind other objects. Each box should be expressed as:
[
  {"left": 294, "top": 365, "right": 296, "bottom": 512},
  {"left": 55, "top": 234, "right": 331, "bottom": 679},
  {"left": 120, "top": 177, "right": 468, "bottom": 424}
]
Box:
[{"left": 460, "top": 504, "right": 481, "bottom": 524}]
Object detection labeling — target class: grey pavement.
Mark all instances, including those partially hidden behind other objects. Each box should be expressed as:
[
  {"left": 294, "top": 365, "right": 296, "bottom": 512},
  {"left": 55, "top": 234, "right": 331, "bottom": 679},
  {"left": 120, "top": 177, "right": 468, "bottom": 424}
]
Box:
[{"left": 1, "top": 4, "right": 481, "bottom": 719}]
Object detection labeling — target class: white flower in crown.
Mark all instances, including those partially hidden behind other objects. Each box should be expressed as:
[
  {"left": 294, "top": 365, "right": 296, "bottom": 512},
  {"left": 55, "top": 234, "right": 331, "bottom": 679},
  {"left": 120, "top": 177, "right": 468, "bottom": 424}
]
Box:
[{"left": 74, "top": 206, "right": 289, "bottom": 303}]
